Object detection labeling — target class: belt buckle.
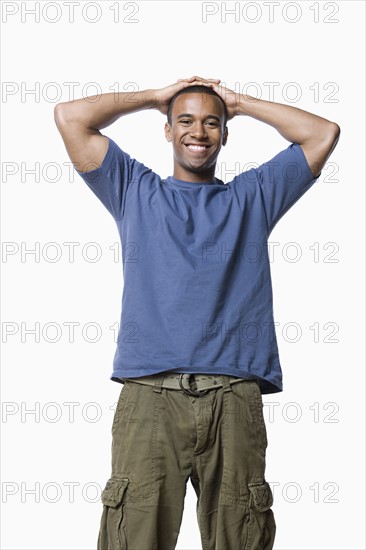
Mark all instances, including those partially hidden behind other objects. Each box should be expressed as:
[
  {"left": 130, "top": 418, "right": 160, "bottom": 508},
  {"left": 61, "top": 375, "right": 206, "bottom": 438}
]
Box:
[{"left": 178, "top": 374, "right": 209, "bottom": 397}]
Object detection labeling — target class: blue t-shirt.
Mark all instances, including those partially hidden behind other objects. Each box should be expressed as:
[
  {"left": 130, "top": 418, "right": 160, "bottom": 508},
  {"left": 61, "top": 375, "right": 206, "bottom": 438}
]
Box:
[{"left": 76, "top": 137, "right": 319, "bottom": 394}]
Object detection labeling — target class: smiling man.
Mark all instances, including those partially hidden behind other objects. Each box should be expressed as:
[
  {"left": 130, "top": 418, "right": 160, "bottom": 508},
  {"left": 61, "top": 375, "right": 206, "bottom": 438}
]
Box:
[
  {"left": 54, "top": 76, "right": 340, "bottom": 550},
  {"left": 165, "top": 86, "right": 228, "bottom": 182}
]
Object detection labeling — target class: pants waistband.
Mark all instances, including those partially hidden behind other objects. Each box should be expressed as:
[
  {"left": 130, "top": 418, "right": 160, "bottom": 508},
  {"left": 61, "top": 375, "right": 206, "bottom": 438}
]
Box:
[{"left": 120, "top": 373, "right": 254, "bottom": 397}]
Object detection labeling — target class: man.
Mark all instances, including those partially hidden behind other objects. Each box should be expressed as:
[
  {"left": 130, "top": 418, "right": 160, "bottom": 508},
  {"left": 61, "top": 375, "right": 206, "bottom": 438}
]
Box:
[{"left": 54, "top": 76, "right": 340, "bottom": 550}]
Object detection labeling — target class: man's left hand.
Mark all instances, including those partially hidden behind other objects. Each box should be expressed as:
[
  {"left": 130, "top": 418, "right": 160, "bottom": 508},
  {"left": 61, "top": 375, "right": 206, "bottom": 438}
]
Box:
[{"left": 178, "top": 76, "right": 241, "bottom": 121}]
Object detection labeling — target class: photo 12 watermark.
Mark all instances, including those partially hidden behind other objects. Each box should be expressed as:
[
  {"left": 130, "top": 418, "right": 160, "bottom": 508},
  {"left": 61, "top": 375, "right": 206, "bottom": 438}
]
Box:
[
  {"left": 1, "top": 1, "right": 140, "bottom": 24},
  {"left": 201, "top": 2, "right": 340, "bottom": 24}
]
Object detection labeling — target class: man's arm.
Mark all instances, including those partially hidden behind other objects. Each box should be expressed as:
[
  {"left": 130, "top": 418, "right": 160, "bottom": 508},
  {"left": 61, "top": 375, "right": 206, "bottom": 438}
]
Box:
[
  {"left": 233, "top": 94, "right": 340, "bottom": 178},
  {"left": 54, "top": 90, "right": 155, "bottom": 173},
  {"left": 182, "top": 76, "right": 340, "bottom": 178},
  {"left": 53, "top": 78, "right": 220, "bottom": 172}
]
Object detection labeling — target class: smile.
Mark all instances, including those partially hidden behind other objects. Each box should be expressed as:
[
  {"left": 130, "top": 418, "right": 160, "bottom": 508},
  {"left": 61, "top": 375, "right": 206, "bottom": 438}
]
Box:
[{"left": 185, "top": 144, "right": 210, "bottom": 151}]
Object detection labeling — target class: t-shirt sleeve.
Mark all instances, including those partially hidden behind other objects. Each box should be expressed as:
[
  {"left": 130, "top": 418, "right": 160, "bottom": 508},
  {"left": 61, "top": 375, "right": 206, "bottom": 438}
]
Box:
[
  {"left": 75, "top": 137, "right": 145, "bottom": 221},
  {"left": 255, "top": 143, "right": 320, "bottom": 235}
]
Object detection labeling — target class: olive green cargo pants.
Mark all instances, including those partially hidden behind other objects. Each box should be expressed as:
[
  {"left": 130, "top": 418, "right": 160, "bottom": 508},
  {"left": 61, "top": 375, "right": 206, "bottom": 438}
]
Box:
[{"left": 97, "top": 374, "right": 276, "bottom": 549}]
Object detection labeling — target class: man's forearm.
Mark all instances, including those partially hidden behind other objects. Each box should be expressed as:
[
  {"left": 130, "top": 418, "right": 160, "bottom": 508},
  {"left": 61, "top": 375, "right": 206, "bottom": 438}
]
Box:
[
  {"left": 54, "top": 89, "right": 157, "bottom": 131},
  {"left": 235, "top": 94, "right": 339, "bottom": 145}
]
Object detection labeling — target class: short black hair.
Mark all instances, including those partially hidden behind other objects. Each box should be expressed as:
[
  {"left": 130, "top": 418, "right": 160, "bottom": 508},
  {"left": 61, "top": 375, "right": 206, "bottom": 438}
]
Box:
[{"left": 167, "top": 85, "right": 228, "bottom": 126}]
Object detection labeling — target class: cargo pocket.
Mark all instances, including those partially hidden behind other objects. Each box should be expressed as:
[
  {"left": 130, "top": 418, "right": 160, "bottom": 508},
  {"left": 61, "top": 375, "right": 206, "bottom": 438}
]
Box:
[
  {"left": 242, "top": 481, "right": 276, "bottom": 549},
  {"left": 97, "top": 476, "right": 129, "bottom": 550}
]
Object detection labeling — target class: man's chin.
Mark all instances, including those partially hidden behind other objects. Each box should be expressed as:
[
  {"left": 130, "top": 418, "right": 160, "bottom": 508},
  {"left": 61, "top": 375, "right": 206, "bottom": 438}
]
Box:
[{"left": 185, "top": 161, "right": 213, "bottom": 174}]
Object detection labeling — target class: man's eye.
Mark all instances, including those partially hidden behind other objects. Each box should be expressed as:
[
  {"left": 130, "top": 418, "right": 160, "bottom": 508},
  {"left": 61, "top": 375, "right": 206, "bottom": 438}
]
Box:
[
  {"left": 180, "top": 120, "right": 191, "bottom": 124},
  {"left": 206, "top": 121, "right": 218, "bottom": 127}
]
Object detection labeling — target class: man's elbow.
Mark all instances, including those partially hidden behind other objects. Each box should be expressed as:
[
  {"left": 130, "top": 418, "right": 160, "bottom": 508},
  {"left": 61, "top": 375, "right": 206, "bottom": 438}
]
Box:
[
  {"left": 54, "top": 102, "right": 70, "bottom": 128},
  {"left": 324, "top": 123, "right": 341, "bottom": 164},
  {"left": 303, "top": 121, "right": 340, "bottom": 150},
  {"left": 316, "top": 122, "right": 341, "bottom": 161},
  {"left": 325, "top": 122, "right": 341, "bottom": 148}
]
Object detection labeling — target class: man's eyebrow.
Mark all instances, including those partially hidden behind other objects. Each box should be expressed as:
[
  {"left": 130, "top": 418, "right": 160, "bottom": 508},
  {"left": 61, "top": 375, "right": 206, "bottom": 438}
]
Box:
[{"left": 176, "top": 113, "right": 221, "bottom": 122}]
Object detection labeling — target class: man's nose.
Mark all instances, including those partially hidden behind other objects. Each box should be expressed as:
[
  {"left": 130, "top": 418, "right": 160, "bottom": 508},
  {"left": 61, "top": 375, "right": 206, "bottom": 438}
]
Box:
[{"left": 189, "top": 123, "right": 207, "bottom": 138}]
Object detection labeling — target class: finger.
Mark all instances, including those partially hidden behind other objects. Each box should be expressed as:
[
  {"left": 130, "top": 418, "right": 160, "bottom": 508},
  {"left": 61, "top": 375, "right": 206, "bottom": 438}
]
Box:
[
  {"left": 177, "top": 77, "right": 221, "bottom": 87},
  {"left": 186, "top": 76, "right": 220, "bottom": 83},
  {"left": 177, "top": 80, "right": 214, "bottom": 89},
  {"left": 189, "top": 75, "right": 207, "bottom": 80},
  {"left": 188, "top": 81, "right": 216, "bottom": 88},
  {"left": 177, "top": 76, "right": 196, "bottom": 82},
  {"left": 195, "top": 81, "right": 221, "bottom": 88}
]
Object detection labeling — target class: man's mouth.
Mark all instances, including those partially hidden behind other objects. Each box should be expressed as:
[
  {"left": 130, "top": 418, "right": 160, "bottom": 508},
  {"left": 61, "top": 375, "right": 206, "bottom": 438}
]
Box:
[{"left": 185, "top": 144, "right": 211, "bottom": 152}]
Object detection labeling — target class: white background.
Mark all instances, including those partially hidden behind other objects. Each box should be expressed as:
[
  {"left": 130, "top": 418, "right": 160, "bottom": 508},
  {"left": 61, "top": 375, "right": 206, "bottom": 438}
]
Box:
[{"left": 1, "top": 1, "right": 365, "bottom": 549}]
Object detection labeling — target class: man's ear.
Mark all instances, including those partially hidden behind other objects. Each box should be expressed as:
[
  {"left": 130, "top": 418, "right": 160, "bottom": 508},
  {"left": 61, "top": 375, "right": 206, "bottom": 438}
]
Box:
[
  {"left": 164, "top": 122, "right": 172, "bottom": 142},
  {"left": 222, "top": 126, "right": 228, "bottom": 146}
]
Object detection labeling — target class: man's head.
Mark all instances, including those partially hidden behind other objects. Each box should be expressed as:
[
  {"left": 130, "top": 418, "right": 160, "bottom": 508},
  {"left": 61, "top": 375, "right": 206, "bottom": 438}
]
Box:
[
  {"left": 167, "top": 85, "right": 228, "bottom": 127},
  {"left": 164, "top": 85, "right": 229, "bottom": 183}
]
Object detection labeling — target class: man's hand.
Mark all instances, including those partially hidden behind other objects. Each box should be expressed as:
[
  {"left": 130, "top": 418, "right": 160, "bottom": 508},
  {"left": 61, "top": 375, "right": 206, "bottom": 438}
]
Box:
[
  {"left": 175, "top": 77, "right": 242, "bottom": 121},
  {"left": 154, "top": 76, "right": 221, "bottom": 116},
  {"left": 210, "top": 82, "right": 245, "bottom": 121}
]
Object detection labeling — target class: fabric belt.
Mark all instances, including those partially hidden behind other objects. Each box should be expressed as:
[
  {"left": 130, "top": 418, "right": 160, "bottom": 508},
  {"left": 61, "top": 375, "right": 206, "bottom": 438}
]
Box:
[{"left": 119, "top": 373, "right": 253, "bottom": 397}]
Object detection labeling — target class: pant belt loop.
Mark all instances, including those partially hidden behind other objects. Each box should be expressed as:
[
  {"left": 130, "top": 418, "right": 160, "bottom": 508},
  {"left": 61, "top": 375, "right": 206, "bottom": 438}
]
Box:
[
  {"left": 153, "top": 374, "right": 165, "bottom": 393},
  {"left": 221, "top": 375, "right": 233, "bottom": 393}
]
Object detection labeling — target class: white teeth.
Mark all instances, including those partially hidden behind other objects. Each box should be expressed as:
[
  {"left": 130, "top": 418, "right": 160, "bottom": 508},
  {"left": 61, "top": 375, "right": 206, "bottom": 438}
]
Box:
[{"left": 187, "top": 145, "right": 207, "bottom": 151}]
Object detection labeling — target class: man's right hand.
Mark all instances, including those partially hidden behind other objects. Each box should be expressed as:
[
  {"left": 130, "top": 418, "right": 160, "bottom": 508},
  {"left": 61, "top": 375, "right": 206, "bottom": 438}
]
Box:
[{"left": 154, "top": 77, "right": 221, "bottom": 116}]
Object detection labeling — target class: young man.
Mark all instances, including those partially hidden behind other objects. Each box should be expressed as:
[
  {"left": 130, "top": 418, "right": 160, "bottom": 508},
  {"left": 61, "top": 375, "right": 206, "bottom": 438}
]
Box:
[{"left": 54, "top": 76, "right": 340, "bottom": 550}]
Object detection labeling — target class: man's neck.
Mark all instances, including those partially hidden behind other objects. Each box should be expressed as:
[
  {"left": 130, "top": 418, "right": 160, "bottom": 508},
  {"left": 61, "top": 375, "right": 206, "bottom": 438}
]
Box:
[{"left": 173, "top": 167, "right": 216, "bottom": 183}]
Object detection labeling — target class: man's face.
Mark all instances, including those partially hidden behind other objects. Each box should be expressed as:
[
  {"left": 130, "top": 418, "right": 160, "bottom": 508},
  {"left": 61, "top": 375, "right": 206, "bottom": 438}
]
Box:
[{"left": 164, "top": 92, "right": 228, "bottom": 182}]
